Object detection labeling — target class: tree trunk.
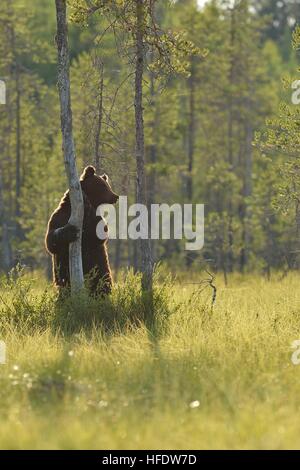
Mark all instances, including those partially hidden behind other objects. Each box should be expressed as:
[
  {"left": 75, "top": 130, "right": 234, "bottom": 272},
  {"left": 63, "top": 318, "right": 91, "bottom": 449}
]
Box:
[
  {"left": 55, "top": 0, "right": 84, "bottom": 292},
  {"left": 226, "top": 7, "right": 236, "bottom": 273},
  {"left": 148, "top": 62, "right": 157, "bottom": 262},
  {"left": 11, "top": 19, "right": 22, "bottom": 242},
  {"left": 94, "top": 57, "right": 104, "bottom": 174},
  {"left": 0, "top": 167, "right": 12, "bottom": 273},
  {"left": 135, "top": 0, "right": 153, "bottom": 292},
  {"left": 0, "top": 43, "right": 12, "bottom": 273},
  {"left": 15, "top": 63, "right": 21, "bottom": 225},
  {"left": 240, "top": 118, "right": 253, "bottom": 271},
  {"left": 187, "top": 56, "right": 195, "bottom": 203},
  {"left": 186, "top": 54, "right": 196, "bottom": 268},
  {"left": 114, "top": 238, "right": 121, "bottom": 277}
]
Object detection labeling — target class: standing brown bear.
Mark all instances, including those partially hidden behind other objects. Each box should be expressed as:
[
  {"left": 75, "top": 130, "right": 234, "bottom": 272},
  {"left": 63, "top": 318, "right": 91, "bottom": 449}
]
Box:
[{"left": 45, "top": 166, "right": 119, "bottom": 295}]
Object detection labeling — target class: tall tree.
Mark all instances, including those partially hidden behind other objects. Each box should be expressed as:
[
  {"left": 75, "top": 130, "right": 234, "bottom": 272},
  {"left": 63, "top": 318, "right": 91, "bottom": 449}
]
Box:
[
  {"left": 134, "top": 0, "right": 153, "bottom": 291},
  {"left": 55, "top": 0, "right": 84, "bottom": 291},
  {"left": 69, "top": 0, "right": 200, "bottom": 291}
]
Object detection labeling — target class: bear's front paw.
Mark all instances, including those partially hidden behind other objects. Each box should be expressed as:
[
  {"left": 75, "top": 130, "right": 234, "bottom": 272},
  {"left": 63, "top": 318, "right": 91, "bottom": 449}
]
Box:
[{"left": 55, "top": 223, "right": 79, "bottom": 244}]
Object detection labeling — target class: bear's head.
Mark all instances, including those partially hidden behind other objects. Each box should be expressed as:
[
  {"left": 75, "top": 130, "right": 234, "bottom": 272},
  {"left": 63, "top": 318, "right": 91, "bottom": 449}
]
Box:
[{"left": 80, "top": 166, "right": 119, "bottom": 208}]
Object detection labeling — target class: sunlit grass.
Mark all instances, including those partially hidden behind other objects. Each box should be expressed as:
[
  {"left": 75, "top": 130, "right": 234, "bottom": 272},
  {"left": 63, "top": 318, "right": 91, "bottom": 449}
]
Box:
[{"left": 0, "top": 269, "right": 300, "bottom": 449}]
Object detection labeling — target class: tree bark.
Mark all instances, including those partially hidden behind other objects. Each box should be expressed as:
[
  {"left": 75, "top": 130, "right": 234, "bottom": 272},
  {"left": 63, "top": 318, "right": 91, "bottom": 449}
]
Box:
[
  {"left": 55, "top": 0, "right": 84, "bottom": 292},
  {"left": 240, "top": 118, "right": 253, "bottom": 271},
  {"left": 186, "top": 54, "right": 196, "bottom": 268},
  {"left": 0, "top": 31, "right": 12, "bottom": 273},
  {"left": 187, "top": 55, "right": 196, "bottom": 203},
  {"left": 135, "top": 0, "right": 153, "bottom": 292},
  {"left": 0, "top": 167, "right": 12, "bottom": 273},
  {"left": 15, "top": 63, "right": 21, "bottom": 223},
  {"left": 94, "top": 57, "right": 104, "bottom": 174},
  {"left": 147, "top": 61, "right": 157, "bottom": 262},
  {"left": 10, "top": 18, "right": 22, "bottom": 241},
  {"left": 226, "top": 6, "right": 236, "bottom": 273}
]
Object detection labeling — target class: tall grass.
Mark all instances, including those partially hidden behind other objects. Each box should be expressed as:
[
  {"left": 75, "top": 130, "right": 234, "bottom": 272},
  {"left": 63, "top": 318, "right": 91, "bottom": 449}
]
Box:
[
  {"left": 0, "top": 269, "right": 300, "bottom": 449},
  {"left": 0, "top": 266, "right": 176, "bottom": 335}
]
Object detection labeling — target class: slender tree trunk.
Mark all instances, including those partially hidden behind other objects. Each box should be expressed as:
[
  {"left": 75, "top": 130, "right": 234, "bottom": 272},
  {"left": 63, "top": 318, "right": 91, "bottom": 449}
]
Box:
[
  {"left": 10, "top": 18, "right": 22, "bottom": 242},
  {"left": 240, "top": 118, "right": 253, "bottom": 271},
  {"left": 0, "top": 44, "right": 12, "bottom": 273},
  {"left": 132, "top": 238, "right": 139, "bottom": 273},
  {"left": 187, "top": 56, "right": 195, "bottom": 203},
  {"left": 295, "top": 197, "right": 300, "bottom": 269},
  {"left": 114, "top": 173, "right": 128, "bottom": 274},
  {"left": 55, "top": 0, "right": 84, "bottom": 292},
  {"left": 94, "top": 57, "right": 104, "bottom": 174},
  {"left": 0, "top": 167, "right": 12, "bottom": 273},
  {"left": 5, "top": 3, "right": 15, "bottom": 246},
  {"left": 15, "top": 64, "right": 21, "bottom": 223},
  {"left": 186, "top": 54, "right": 196, "bottom": 268},
  {"left": 147, "top": 63, "right": 157, "bottom": 262},
  {"left": 114, "top": 238, "right": 121, "bottom": 277},
  {"left": 135, "top": 0, "right": 153, "bottom": 292},
  {"left": 226, "top": 7, "right": 236, "bottom": 273}
]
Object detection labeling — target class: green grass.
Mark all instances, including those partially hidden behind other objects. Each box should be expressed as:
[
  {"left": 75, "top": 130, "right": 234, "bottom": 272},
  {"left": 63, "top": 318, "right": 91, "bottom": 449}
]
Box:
[{"left": 0, "top": 269, "right": 300, "bottom": 449}]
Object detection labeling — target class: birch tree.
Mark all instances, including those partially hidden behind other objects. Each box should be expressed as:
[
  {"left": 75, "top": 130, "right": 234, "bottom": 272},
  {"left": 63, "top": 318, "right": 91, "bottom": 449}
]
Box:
[{"left": 55, "top": 0, "right": 84, "bottom": 292}]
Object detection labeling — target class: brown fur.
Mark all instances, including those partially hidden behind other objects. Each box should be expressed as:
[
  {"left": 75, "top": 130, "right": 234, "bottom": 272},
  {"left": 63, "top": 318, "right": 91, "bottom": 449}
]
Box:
[{"left": 45, "top": 166, "right": 119, "bottom": 295}]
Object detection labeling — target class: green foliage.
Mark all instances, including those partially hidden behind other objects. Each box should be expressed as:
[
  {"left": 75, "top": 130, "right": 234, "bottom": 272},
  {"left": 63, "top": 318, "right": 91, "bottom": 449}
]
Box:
[
  {"left": 0, "top": 0, "right": 296, "bottom": 275},
  {"left": 69, "top": 0, "right": 206, "bottom": 76}
]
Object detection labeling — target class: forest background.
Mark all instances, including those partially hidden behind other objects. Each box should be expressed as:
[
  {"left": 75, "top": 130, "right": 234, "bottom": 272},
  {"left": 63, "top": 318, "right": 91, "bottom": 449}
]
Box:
[{"left": 1, "top": 0, "right": 300, "bottom": 281}]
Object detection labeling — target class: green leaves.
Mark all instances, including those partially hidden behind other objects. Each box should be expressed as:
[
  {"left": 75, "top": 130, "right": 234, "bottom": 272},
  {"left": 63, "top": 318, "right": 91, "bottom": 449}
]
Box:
[{"left": 69, "top": 0, "right": 206, "bottom": 77}]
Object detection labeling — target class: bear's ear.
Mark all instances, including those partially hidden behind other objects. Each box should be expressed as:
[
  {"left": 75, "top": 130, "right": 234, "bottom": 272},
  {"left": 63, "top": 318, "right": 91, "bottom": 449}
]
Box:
[
  {"left": 101, "top": 173, "right": 109, "bottom": 182},
  {"left": 81, "top": 165, "right": 96, "bottom": 180}
]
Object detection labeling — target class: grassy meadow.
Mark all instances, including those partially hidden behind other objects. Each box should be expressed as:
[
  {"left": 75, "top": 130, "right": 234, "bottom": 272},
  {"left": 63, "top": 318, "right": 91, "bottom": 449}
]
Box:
[{"left": 0, "top": 269, "right": 300, "bottom": 449}]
